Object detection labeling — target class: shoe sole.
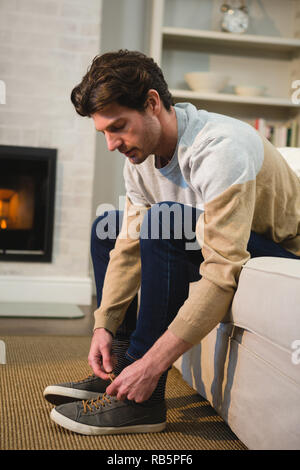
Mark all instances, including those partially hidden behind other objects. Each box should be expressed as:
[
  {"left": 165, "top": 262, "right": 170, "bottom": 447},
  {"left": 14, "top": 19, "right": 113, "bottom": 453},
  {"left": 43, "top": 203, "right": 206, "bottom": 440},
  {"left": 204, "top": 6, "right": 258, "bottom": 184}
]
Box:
[
  {"left": 50, "top": 408, "right": 166, "bottom": 435},
  {"left": 44, "top": 385, "right": 101, "bottom": 405}
]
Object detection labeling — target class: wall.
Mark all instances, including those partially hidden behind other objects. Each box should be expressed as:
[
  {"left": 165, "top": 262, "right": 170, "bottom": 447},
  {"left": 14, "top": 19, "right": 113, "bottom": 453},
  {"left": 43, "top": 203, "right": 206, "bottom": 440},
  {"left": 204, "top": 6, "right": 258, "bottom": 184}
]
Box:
[
  {"left": 91, "top": 0, "right": 151, "bottom": 214},
  {"left": 0, "top": 0, "right": 102, "bottom": 304},
  {"left": 90, "top": 0, "right": 151, "bottom": 295}
]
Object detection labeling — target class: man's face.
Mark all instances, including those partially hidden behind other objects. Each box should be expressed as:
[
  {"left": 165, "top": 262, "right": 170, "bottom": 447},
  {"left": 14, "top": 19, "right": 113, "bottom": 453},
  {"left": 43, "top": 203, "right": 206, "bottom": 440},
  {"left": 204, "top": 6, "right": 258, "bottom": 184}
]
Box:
[{"left": 92, "top": 102, "right": 161, "bottom": 165}]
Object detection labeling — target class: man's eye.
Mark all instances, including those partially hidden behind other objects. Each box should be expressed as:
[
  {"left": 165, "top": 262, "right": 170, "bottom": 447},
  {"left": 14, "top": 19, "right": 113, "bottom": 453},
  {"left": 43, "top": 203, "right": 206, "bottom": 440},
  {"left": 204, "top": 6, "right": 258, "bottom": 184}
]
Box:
[{"left": 109, "top": 122, "right": 125, "bottom": 131}]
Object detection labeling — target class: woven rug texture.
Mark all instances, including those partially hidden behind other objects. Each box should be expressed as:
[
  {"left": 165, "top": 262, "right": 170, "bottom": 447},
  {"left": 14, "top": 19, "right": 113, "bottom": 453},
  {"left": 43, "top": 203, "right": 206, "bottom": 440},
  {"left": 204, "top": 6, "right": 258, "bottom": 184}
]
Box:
[{"left": 0, "top": 335, "right": 247, "bottom": 450}]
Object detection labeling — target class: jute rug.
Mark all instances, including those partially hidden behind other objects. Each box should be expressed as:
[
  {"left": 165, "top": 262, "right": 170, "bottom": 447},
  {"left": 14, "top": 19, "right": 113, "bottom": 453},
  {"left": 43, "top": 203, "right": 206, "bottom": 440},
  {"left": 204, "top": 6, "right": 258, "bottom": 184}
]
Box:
[{"left": 0, "top": 336, "right": 247, "bottom": 450}]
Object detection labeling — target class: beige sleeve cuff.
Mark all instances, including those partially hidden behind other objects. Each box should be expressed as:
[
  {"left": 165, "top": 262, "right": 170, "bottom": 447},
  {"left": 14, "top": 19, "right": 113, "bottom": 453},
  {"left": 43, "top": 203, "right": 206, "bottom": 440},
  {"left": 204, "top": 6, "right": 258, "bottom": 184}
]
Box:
[
  {"left": 168, "top": 277, "right": 234, "bottom": 344},
  {"left": 94, "top": 311, "right": 126, "bottom": 336}
]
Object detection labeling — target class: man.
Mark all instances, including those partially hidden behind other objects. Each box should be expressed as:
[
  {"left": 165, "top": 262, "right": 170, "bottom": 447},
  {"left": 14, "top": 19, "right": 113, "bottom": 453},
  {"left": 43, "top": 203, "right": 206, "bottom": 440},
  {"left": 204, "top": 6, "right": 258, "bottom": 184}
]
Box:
[{"left": 44, "top": 50, "right": 300, "bottom": 435}]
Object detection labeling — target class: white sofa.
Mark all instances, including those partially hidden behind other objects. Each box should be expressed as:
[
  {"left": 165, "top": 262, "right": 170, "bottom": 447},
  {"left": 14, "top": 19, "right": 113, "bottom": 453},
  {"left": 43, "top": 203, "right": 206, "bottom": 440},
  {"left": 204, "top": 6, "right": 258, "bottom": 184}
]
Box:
[{"left": 174, "top": 147, "right": 300, "bottom": 450}]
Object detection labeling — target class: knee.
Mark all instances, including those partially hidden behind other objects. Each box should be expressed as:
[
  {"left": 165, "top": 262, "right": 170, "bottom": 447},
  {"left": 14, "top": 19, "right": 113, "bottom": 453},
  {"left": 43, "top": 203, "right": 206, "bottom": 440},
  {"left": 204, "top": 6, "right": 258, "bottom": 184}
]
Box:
[
  {"left": 91, "top": 215, "right": 102, "bottom": 243},
  {"left": 140, "top": 204, "right": 158, "bottom": 241},
  {"left": 91, "top": 210, "right": 122, "bottom": 247},
  {"left": 140, "top": 201, "right": 181, "bottom": 241}
]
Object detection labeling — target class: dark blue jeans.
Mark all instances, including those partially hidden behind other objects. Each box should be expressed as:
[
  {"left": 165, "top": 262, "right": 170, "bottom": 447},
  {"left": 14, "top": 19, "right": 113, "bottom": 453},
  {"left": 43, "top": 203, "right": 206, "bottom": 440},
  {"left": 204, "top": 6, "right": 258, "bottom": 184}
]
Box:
[{"left": 91, "top": 202, "right": 299, "bottom": 361}]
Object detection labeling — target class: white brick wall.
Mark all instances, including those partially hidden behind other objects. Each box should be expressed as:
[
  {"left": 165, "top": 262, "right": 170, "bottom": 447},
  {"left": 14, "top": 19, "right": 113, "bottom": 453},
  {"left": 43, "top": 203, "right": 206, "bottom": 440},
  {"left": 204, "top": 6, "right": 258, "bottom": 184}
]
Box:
[{"left": 0, "top": 0, "right": 102, "bottom": 282}]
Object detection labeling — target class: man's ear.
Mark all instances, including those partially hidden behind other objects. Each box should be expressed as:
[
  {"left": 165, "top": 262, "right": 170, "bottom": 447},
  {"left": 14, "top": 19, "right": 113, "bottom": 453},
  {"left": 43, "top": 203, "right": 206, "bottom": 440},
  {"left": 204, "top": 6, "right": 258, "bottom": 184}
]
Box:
[{"left": 146, "top": 89, "right": 161, "bottom": 115}]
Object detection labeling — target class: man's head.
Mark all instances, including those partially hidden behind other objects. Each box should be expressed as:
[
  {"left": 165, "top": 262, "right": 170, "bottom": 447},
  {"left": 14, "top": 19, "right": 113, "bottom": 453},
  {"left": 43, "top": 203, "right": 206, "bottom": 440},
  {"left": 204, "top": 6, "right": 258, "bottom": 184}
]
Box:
[
  {"left": 71, "top": 50, "right": 176, "bottom": 164},
  {"left": 71, "top": 49, "right": 173, "bottom": 116}
]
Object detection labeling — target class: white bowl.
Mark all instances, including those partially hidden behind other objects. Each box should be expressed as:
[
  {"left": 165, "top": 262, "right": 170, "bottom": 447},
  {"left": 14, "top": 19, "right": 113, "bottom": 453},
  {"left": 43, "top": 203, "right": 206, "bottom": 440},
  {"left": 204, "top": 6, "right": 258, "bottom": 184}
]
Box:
[
  {"left": 184, "top": 72, "right": 230, "bottom": 93},
  {"left": 235, "top": 85, "right": 266, "bottom": 97}
]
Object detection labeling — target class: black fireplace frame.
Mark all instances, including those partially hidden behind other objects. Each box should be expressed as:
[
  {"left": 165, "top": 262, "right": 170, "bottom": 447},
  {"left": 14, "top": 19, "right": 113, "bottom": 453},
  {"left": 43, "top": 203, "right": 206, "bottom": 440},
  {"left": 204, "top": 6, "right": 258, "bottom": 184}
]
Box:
[{"left": 0, "top": 145, "right": 57, "bottom": 262}]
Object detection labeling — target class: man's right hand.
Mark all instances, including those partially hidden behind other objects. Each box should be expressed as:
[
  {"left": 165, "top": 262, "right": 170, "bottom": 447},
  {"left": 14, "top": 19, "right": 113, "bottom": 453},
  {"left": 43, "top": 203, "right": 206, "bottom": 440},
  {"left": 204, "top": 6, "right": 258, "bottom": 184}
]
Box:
[{"left": 88, "top": 327, "right": 115, "bottom": 380}]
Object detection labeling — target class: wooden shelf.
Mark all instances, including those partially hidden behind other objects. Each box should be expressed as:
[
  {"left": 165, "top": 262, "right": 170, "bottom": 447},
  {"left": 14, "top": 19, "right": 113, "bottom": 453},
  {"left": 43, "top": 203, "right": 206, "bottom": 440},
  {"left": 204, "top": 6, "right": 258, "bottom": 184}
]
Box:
[
  {"left": 150, "top": 0, "right": 300, "bottom": 120},
  {"left": 170, "top": 89, "right": 299, "bottom": 109},
  {"left": 163, "top": 27, "right": 300, "bottom": 56}
]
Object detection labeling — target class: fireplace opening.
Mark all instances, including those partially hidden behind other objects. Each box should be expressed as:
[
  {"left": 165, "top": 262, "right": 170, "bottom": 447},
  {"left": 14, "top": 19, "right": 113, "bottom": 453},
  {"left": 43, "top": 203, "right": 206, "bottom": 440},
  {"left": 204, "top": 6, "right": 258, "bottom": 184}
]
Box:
[{"left": 0, "top": 145, "right": 56, "bottom": 262}]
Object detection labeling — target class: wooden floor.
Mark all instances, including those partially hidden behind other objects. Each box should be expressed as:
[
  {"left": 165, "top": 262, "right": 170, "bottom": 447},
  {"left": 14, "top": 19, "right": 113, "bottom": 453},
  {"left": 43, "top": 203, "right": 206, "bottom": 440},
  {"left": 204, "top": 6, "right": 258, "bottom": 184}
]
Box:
[{"left": 0, "top": 296, "right": 97, "bottom": 336}]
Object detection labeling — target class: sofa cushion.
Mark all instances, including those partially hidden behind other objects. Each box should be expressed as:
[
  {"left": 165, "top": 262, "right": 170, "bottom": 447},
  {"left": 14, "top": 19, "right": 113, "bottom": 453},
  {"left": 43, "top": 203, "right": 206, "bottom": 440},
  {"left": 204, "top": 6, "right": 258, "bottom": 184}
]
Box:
[{"left": 230, "top": 256, "right": 300, "bottom": 352}]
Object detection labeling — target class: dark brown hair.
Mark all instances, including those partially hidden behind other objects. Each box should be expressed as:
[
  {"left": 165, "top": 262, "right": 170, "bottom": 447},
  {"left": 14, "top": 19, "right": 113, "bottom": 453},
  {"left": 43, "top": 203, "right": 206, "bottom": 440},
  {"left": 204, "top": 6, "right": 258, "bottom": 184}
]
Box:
[{"left": 70, "top": 50, "right": 173, "bottom": 116}]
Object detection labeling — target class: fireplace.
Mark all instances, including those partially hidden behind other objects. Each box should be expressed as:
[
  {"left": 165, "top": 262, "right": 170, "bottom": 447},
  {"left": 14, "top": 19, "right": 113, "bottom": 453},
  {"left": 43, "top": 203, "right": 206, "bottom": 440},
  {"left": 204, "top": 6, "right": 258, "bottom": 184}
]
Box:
[{"left": 0, "top": 145, "right": 56, "bottom": 262}]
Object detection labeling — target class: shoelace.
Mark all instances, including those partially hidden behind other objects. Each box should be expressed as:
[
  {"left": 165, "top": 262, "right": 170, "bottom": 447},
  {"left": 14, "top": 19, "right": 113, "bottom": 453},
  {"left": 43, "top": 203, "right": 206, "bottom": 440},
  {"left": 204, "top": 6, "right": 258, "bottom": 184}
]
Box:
[
  {"left": 77, "top": 371, "right": 116, "bottom": 384},
  {"left": 81, "top": 372, "right": 116, "bottom": 413},
  {"left": 82, "top": 393, "right": 113, "bottom": 413},
  {"left": 76, "top": 373, "right": 94, "bottom": 383}
]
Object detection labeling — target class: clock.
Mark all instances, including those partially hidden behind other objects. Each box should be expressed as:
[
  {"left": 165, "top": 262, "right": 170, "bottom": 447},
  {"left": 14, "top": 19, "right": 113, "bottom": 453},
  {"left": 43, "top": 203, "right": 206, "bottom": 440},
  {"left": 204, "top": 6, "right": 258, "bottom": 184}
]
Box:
[{"left": 220, "top": 2, "right": 249, "bottom": 34}]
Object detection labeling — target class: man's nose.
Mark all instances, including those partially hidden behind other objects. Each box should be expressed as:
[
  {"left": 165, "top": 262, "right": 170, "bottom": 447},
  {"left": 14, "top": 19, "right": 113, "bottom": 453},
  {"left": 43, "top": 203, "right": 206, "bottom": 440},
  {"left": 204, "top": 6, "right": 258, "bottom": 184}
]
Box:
[{"left": 105, "top": 133, "right": 122, "bottom": 152}]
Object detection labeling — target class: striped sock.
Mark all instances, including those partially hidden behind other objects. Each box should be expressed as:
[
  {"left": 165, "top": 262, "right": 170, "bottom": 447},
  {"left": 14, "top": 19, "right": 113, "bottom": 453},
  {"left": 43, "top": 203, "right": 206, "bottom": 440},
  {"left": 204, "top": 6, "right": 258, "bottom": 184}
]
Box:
[
  {"left": 111, "top": 337, "right": 131, "bottom": 376},
  {"left": 112, "top": 346, "right": 132, "bottom": 376},
  {"left": 113, "top": 349, "right": 168, "bottom": 405},
  {"left": 144, "top": 370, "right": 168, "bottom": 405}
]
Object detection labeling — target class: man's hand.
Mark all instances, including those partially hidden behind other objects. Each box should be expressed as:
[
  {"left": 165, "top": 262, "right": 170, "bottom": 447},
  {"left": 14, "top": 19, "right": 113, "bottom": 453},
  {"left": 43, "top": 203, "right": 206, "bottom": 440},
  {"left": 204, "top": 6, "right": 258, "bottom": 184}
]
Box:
[
  {"left": 88, "top": 328, "right": 115, "bottom": 380},
  {"left": 106, "top": 356, "right": 160, "bottom": 403},
  {"left": 106, "top": 329, "right": 193, "bottom": 403}
]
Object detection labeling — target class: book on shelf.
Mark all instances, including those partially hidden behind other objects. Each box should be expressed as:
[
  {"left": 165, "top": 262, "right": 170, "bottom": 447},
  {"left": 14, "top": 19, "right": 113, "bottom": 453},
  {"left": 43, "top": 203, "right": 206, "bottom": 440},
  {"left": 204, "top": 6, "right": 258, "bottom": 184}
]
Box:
[{"left": 252, "top": 118, "right": 299, "bottom": 147}]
